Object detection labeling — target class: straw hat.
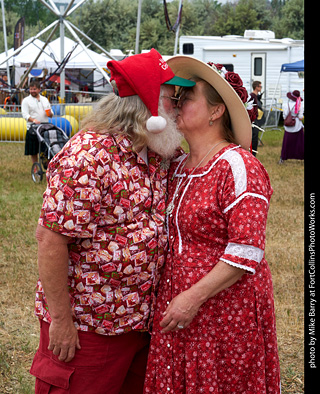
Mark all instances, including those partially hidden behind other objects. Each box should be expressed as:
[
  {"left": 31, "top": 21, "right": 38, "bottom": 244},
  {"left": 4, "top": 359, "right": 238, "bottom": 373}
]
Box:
[{"left": 167, "top": 55, "right": 252, "bottom": 150}]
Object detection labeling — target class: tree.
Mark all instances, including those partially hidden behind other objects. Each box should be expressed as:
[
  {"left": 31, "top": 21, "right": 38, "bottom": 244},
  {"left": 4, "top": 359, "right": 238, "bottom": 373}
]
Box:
[
  {"left": 0, "top": 0, "right": 304, "bottom": 56},
  {"left": 272, "top": 0, "right": 304, "bottom": 39},
  {"left": 206, "top": 0, "right": 273, "bottom": 36},
  {"left": 0, "top": 9, "right": 20, "bottom": 53},
  {"left": 3, "top": 0, "right": 55, "bottom": 26},
  {"left": 70, "top": 0, "right": 138, "bottom": 52},
  {"left": 181, "top": 0, "right": 222, "bottom": 36}
]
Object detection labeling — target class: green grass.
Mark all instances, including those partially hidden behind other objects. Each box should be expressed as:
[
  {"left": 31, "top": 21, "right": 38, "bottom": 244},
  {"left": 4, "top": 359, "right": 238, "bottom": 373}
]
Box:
[
  {"left": 0, "top": 129, "right": 304, "bottom": 393},
  {"left": 0, "top": 143, "right": 45, "bottom": 393}
]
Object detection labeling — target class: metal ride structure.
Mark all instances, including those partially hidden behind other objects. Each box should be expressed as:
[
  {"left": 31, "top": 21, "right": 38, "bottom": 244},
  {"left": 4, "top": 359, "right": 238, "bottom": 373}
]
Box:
[
  {"left": 0, "top": 0, "right": 187, "bottom": 99},
  {"left": 163, "top": 0, "right": 183, "bottom": 55},
  {"left": 0, "top": 0, "right": 116, "bottom": 103}
]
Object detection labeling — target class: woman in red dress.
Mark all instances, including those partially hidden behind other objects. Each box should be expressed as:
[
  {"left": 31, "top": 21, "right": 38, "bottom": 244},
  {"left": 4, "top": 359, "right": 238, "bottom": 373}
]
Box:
[{"left": 144, "top": 57, "right": 281, "bottom": 394}]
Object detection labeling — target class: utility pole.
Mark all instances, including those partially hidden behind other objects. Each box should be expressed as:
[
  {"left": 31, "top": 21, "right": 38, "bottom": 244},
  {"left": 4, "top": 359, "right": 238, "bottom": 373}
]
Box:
[
  {"left": 59, "top": 3, "right": 66, "bottom": 105},
  {"left": 173, "top": 0, "right": 182, "bottom": 55},
  {"left": 1, "top": 0, "right": 11, "bottom": 88},
  {"left": 135, "top": 0, "right": 142, "bottom": 55}
]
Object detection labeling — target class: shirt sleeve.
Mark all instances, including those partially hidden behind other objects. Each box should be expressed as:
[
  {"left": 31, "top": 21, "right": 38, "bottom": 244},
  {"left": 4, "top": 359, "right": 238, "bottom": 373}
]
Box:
[
  {"left": 298, "top": 103, "right": 304, "bottom": 118},
  {"left": 42, "top": 96, "right": 51, "bottom": 109},
  {"left": 218, "top": 150, "right": 273, "bottom": 274},
  {"left": 250, "top": 93, "right": 259, "bottom": 120},
  {"left": 21, "top": 98, "right": 30, "bottom": 121},
  {"left": 38, "top": 134, "right": 114, "bottom": 239}
]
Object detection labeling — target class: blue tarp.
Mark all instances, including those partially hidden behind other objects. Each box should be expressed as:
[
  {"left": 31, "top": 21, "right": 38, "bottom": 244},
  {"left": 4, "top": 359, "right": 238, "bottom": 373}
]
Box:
[
  {"left": 281, "top": 59, "right": 304, "bottom": 72},
  {"left": 30, "top": 69, "right": 43, "bottom": 77}
]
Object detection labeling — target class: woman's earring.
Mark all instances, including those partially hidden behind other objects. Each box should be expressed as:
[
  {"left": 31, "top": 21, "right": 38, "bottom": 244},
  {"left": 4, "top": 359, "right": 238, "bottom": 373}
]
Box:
[{"left": 209, "top": 111, "right": 216, "bottom": 126}]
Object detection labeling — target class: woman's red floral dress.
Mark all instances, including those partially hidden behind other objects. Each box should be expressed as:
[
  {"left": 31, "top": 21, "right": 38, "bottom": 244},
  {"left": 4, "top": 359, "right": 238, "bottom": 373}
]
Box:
[{"left": 144, "top": 145, "right": 281, "bottom": 394}]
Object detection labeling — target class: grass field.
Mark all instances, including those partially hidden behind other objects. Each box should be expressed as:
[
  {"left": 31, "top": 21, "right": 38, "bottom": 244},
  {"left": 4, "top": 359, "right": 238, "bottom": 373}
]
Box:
[{"left": 0, "top": 129, "right": 304, "bottom": 393}]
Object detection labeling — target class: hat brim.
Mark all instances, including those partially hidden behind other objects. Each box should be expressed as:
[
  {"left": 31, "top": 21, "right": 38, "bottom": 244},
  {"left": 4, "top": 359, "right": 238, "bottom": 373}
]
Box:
[
  {"left": 287, "top": 92, "right": 303, "bottom": 101},
  {"left": 164, "top": 75, "right": 196, "bottom": 87},
  {"left": 167, "top": 56, "right": 252, "bottom": 150}
]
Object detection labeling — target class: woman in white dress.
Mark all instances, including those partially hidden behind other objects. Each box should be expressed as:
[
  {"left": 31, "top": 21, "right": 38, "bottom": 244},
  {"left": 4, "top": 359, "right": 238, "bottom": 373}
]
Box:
[{"left": 279, "top": 90, "right": 304, "bottom": 163}]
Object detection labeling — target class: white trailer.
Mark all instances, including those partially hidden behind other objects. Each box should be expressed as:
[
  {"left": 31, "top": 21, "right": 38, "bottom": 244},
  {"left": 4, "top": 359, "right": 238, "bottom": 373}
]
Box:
[{"left": 179, "top": 31, "right": 304, "bottom": 104}]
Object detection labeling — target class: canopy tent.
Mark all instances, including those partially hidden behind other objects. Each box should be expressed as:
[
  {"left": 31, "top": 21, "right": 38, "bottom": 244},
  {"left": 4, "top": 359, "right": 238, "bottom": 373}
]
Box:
[
  {"left": 264, "top": 59, "right": 304, "bottom": 129},
  {"left": 0, "top": 0, "right": 114, "bottom": 103},
  {"left": 281, "top": 59, "right": 304, "bottom": 73},
  {"left": 0, "top": 38, "right": 49, "bottom": 68},
  {"left": 0, "top": 37, "right": 111, "bottom": 70},
  {"left": 45, "top": 37, "right": 110, "bottom": 69},
  {"left": 49, "top": 74, "right": 71, "bottom": 85}
]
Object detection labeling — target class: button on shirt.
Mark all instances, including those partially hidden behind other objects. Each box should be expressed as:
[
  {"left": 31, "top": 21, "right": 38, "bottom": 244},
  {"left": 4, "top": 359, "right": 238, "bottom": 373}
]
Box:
[
  {"left": 21, "top": 94, "right": 51, "bottom": 129},
  {"left": 35, "top": 130, "right": 169, "bottom": 335}
]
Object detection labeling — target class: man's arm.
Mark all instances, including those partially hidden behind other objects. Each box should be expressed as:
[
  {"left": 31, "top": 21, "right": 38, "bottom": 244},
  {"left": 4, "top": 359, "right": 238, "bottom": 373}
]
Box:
[{"left": 36, "top": 224, "right": 81, "bottom": 362}]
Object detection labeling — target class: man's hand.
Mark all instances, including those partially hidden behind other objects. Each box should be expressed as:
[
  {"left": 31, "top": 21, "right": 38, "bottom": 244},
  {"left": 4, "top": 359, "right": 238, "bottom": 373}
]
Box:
[
  {"left": 48, "top": 318, "right": 81, "bottom": 362},
  {"left": 28, "top": 116, "right": 40, "bottom": 124}
]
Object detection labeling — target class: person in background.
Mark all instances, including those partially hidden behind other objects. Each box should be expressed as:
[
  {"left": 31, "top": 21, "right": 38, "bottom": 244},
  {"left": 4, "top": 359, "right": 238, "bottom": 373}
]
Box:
[
  {"left": 144, "top": 57, "right": 281, "bottom": 394},
  {"left": 21, "top": 80, "right": 53, "bottom": 164},
  {"left": 250, "top": 80, "right": 263, "bottom": 156},
  {"left": 279, "top": 90, "right": 304, "bottom": 163},
  {"left": 29, "top": 49, "right": 194, "bottom": 394}
]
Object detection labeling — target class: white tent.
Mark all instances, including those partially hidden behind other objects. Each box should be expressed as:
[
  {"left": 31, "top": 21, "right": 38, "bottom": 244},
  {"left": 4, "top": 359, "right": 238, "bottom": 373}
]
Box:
[
  {"left": 47, "top": 37, "right": 110, "bottom": 69},
  {"left": 0, "top": 38, "right": 49, "bottom": 68},
  {"left": 0, "top": 36, "right": 111, "bottom": 70}
]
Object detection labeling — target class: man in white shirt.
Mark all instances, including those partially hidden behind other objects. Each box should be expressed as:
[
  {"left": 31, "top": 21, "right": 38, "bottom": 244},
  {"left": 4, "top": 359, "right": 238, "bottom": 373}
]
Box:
[{"left": 22, "top": 80, "right": 53, "bottom": 164}]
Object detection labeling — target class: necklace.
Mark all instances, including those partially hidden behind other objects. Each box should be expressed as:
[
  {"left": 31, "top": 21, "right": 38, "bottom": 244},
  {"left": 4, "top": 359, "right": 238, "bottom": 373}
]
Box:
[{"left": 166, "top": 140, "right": 226, "bottom": 215}]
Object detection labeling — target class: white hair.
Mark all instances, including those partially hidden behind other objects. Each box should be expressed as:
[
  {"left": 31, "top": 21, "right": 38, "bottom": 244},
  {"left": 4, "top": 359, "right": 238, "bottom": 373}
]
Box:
[{"left": 145, "top": 93, "right": 183, "bottom": 159}]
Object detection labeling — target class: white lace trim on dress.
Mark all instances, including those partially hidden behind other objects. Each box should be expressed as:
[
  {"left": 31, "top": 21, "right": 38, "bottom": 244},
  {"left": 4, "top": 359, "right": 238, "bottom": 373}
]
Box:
[
  {"left": 220, "top": 258, "right": 256, "bottom": 274},
  {"left": 224, "top": 242, "right": 264, "bottom": 263},
  {"left": 222, "top": 149, "right": 247, "bottom": 197},
  {"left": 223, "top": 192, "right": 269, "bottom": 213}
]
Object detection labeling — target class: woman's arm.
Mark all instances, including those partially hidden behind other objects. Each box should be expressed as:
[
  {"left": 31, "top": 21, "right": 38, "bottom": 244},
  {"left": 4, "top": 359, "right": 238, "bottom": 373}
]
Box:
[{"left": 160, "top": 260, "right": 244, "bottom": 332}]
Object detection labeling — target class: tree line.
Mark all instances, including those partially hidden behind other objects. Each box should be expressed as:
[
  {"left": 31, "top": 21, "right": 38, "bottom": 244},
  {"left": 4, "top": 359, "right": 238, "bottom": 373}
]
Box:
[{"left": 0, "top": 0, "right": 304, "bottom": 55}]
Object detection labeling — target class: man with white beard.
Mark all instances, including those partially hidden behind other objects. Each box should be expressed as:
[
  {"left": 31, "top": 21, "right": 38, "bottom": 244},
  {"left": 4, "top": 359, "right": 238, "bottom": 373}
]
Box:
[
  {"left": 30, "top": 49, "right": 194, "bottom": 394},
  {"left": 145, "top": 92, "right": 184, "bottom": 159}
]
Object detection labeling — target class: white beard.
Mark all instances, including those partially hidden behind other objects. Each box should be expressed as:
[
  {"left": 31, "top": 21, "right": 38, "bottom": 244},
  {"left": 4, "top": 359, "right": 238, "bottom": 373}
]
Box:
[{"left": 146, "top": 103, "right": 183, "bottom": 159}]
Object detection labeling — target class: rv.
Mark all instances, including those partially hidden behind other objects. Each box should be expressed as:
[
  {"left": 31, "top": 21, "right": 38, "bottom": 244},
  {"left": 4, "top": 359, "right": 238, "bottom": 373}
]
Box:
[{"left": 179, "top": 31, "right": 304, "bottom": 105}]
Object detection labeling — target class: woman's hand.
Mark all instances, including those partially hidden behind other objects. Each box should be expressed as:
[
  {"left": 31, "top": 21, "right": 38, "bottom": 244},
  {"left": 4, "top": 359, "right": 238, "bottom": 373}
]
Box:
[
  {"left": 159, "top": 261, "right": 245, "bottom": 333},
  {"left": 159, "top": 289, "right": 202, "bottom": 332}
]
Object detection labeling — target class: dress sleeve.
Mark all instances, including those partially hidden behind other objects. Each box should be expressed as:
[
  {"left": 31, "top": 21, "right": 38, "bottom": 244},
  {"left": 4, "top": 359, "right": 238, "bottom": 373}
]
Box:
[
  {"left": 38, "top": 133, "right": 115, "bottom": 239},
  {"left": 218, "top": 150, "right": 273, "bottom": 274}
]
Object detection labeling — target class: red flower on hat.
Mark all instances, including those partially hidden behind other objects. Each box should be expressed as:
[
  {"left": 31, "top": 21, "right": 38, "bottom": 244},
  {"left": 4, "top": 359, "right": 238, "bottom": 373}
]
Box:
[
  {"left": 212, "top": 63, "right": 224, "bottom": 71},
  {"left": 225, "top": 72, "right": 243, "bottom": 88},
  {"left": 208, "top": 63, "right": 252, "bottom": 112},
  {"left": 234, "top": 86, "right": 248, "bottom": 103},
  {"left": 207, "top": 62, "right": 257, "bottom": 124},
  {"left": 224, "top": 72, "right": 249, "bottom": 104}
]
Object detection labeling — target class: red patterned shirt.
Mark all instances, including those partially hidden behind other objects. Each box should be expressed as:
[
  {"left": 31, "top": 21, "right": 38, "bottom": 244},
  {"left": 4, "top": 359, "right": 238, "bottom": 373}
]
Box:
[{"left": 35, "top": 130, "right": 169, "bottom": 335}]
